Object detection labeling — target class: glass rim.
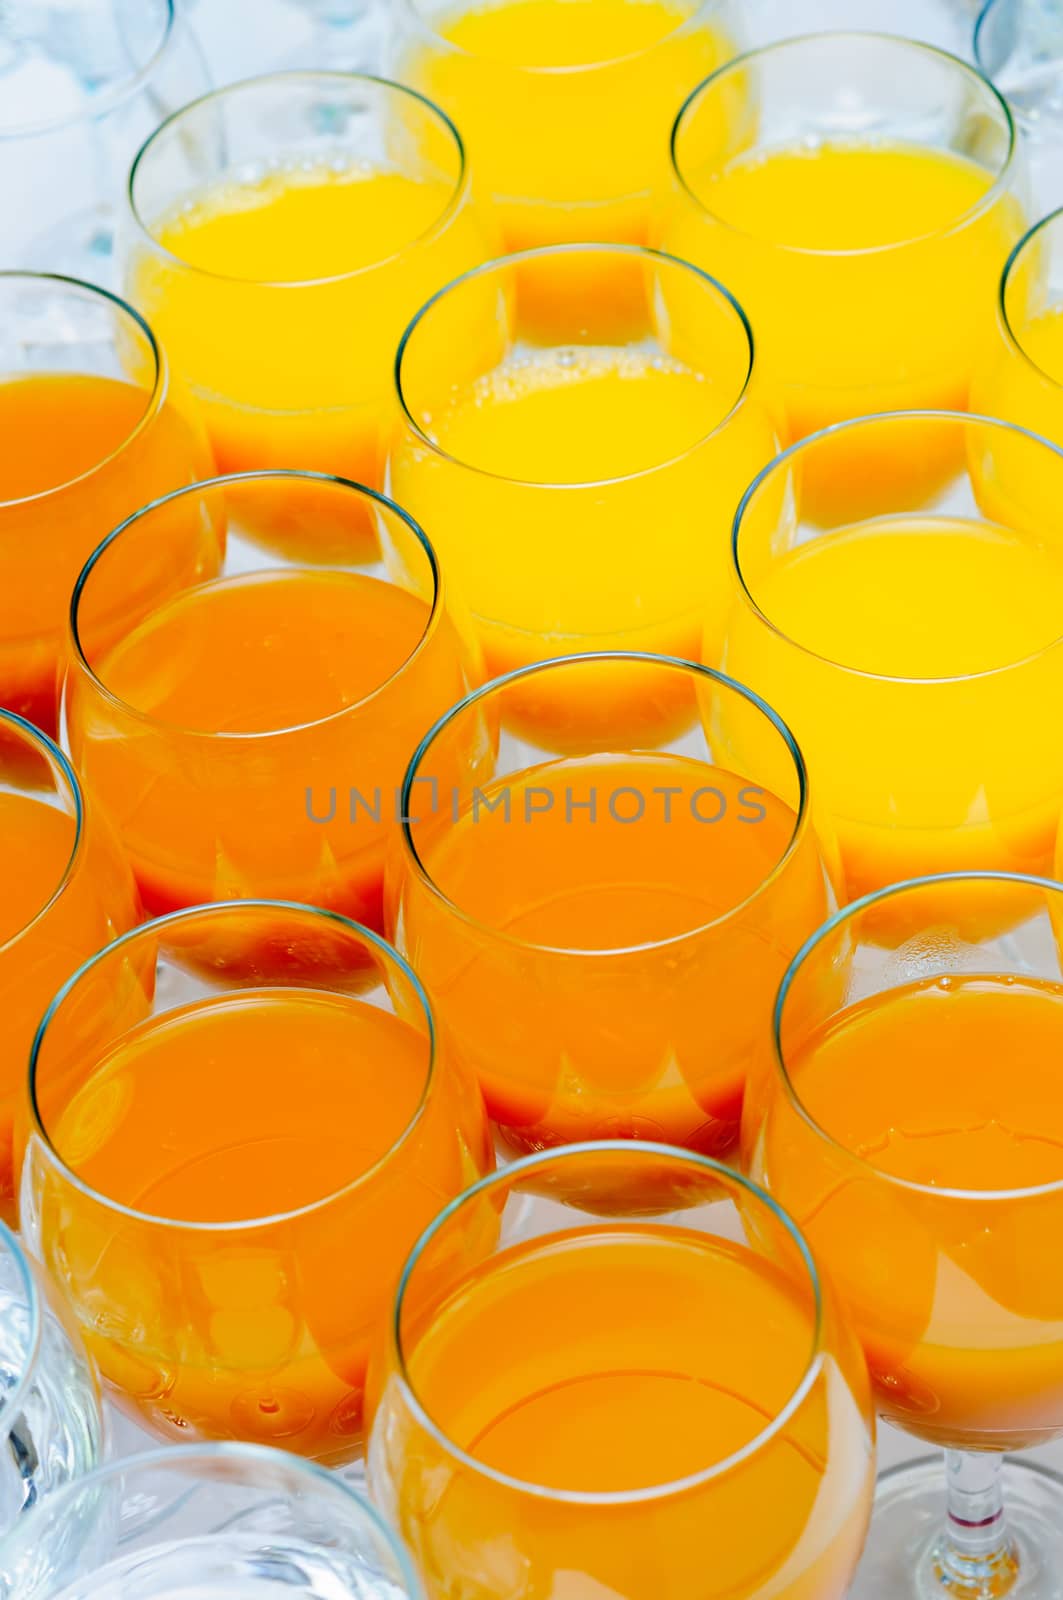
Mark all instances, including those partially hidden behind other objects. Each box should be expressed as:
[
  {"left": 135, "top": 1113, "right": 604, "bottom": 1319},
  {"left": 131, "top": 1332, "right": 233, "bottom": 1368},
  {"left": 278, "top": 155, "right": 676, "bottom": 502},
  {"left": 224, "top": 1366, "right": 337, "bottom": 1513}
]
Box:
[
  {"left": 999, "top": 204, "right": 1063, "bottom": 394},
  {"left": 394, "top": 0, "right": 726, "bottom": 75},
  {"left": 4, "top": 1438, "right": 424, "bottom": 1596},
  {"left": 127, "top": 70, "right": 470, "bottom": 290},
  {"left": 732, "top": 407, "right": 1063, "bottom": 683},
  {"left": 0, "top": 1221, "right": 43, "bottom": 1438},
  {"left": 773, "top": 869, "right": 1063, "bottom": 1203},
  {"left": 69, "top": 468, "right": 446, "bottom": 741},
  {"left": 27, "top": 899, "right": 441, "bottom": 1234},
  {"left": 0, "top": 711, "right": 86, "bottom": 960},
  {"left": 394, "top": 243, "right": 758, "bottom": 488},
  {"left": 389, "top": 1139, "right": 826, "bottom": 1506},
  {"left": 671, "top": 31, "right": 1020, "bottom": 259},
  {"left": 0, "top": 0, "right": 176, "bottom": 141},
  {"left": 399, "top": 650, "right": 814, "bottom": 957},
  {"left": 0, "top": 272, "right": 165, "bottom": 511}
]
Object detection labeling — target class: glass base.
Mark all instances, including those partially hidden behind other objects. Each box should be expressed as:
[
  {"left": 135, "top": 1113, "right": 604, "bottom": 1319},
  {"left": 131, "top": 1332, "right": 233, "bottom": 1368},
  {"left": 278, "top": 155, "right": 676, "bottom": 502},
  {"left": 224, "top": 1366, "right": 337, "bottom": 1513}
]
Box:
[{"left": 852, "top": 1457, "right": 1063, "bottom": 1599}]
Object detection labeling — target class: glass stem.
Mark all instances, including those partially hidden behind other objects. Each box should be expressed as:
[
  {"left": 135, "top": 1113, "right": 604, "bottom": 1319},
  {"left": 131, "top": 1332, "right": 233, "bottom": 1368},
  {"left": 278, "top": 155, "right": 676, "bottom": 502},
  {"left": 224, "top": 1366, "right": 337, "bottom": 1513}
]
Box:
[{"left": 932, "top": 1451, "right": 1020, "bottom": 1598}]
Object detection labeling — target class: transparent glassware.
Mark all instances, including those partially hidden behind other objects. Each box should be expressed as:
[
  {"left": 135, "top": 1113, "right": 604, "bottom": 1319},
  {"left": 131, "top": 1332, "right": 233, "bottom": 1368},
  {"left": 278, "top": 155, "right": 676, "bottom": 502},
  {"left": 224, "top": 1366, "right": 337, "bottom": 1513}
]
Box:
[
  {"left": 185, "top": 0, "right": 384, "bottom": 82},
  {"left": 63, "top": 471, "right": 478, "bottom": 931},
  {"left": 731, "top": 0, "right": 979, "bottom": 53},
  {"left": 661, "top": 32, "right": 1027, "bottom": 444},
  {"left": 391, "top": 652, "right": 837, "bottom": 1180},
  {"left": 973, "top": 206, "right": 1063, "bottom": 446},
  {"left": 718, "top": 410, "right": 1063, "bottom": 906},
  {"left": 745, "top": 872, "right": 1063, "bottom": 1598},
  {"left": 123, "top": 72, "right": 492, "bottom": 485},
  {"left": 0, "top": 0, "right": 208, "bottom": 280},
  {"left": 20, "top": 900, "right": 492, "bottom": 1464},
  {"left": 390, "top": 244, "right": 778, "bottom": 709},
  {"left": 0, "top": 712, "right": 138, "bottom": 1223},
  {"left": 0, "top": 1222, "right": 102, "bottom": 1541},
  {"left": 392, "top": 0, "right": 737, "bottom": 251},
  {"left": 976, "top": 0, "right": 1063, "bottom": 211},
  {"left": 369, "top": 1141, "right": 876, "bottom": 1600},
  {"left": 0, "top": 1441, "right": 420, "bottom": 1599},
  {"left": 0, "top": 273, "right": 211, "bottom": 736}
]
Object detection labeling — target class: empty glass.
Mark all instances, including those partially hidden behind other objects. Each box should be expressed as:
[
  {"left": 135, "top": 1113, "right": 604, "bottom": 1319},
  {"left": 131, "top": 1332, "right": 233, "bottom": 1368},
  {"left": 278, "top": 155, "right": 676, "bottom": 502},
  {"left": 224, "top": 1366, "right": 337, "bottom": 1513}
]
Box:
[
  {"left": 0, "top": 1223, "right": 101, "bottom": 1541},
  {"left": 0, "top": 1442, "right": 420, "bottom": 1598},
  {"left": 976, "top": 0, "right": 1063, "bottom": 210}
]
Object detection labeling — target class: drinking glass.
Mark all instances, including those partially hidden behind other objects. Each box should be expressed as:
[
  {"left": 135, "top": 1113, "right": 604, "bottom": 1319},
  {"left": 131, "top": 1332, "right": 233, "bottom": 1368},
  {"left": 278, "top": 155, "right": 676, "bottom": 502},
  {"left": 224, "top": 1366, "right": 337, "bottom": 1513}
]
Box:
[
  {"left": 976, "top": 0, "right": 1063, "bottom": 211},
  {"left": 0, "top": 1223, "right": 101, "bottom": 1541},
  {"left": 391, "top": 653, "right": 836, "bottom": 1179},
  {"left": 124, "top": 72, "right": 492, "bottom": 486},
  {"left": 390, "top": 244, "right": 778, "bottom": 727},
  {"left": 0, "top": 713, "right": 138, "bottom": 1222},
  {"left": 973, "top": 206, "right": 1063, "bottom": 445},
  {"left": 64, "top": 471, "right": 477, "bottom": 931},
  {"left": 746, "top": 872, "right": 1063, "bottom": 1598},
  {"left": 0, "top": 0, "right": 207, "bottom": 280},
  {"left": 662, "top": 33, "right": 1026, "bottom": 450},
  {"left": 0, "top": 274, "right": 211, "bottom": 735},
  {"left": 734, "top": 0, "right": 978, "bottom": 51},
  {"left": 369, "top": 1141, "right": 875, "bottom": 1600},
  {"left": 0, "top": 1442, "right": 420, "bottom": 1599},
  {"left": 20, "top": 900, "right": 492, "bottom": 1464},
  {"left": 718, "top": 411, "right": 1063, "bottom": 906},
  {"left": 393, "top": 0, "right": 736, "bottom": 251}
]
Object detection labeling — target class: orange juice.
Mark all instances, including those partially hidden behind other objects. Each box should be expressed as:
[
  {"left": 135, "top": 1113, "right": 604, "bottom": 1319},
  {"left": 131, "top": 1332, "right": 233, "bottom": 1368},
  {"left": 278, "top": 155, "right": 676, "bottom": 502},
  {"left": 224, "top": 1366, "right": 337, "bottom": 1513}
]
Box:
[
  {"left": 401, "top": 0, "right": 734, "bottom": 250},
  {"left": 391, "top": 331, "right": 777, "bottom": 721},
  {"left": 397, "top": 751, "right": 833, "bottom": 1156},
  {"left": 752, "top": 975, "right": 1063, "bottom": 1449},
  {"left": 67, "top": 567, "right": 467, "bottom": 927},
  {"left": 721, "top": 514, "right": 1063, "bottom": 899},
  {"left": 129, "top": 154, "right": 490, "bottom": 485},
  {"left": 0, "top": 372, "right": 210, "bottom": 734},
  {"left": 375, "top": 1225, "right": 874, "bottom": 1599},
  {"left": 664, "top": 140, "right": 1025, "bottom": 441},
  {"left": 975, "top": 303, "right": 1063, "bottom": 446},
  {"left": 37, "top": 986, "right": 490, "bottom": 1457}
]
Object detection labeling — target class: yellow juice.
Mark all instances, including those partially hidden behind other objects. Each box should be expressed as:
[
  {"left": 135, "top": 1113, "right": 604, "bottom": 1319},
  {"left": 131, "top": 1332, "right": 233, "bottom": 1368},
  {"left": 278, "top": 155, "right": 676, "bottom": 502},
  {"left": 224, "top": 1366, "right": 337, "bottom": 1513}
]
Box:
[
  {"left": 720, "top": 515, "right": 1063, "bottom": 899},
  {"left": 976, "top": 303, "right": 1063, "bottom": 447},
  {"left": 401, "top": 0, "right": 734, "bottom": 250},
  {"left": 663, "top": 141, "right": 1025, "bottom": 442},
  {"left": 129, "top": 161, "right": 490, "bottom": 485},
  {"left": 391, "top": 338, "right": 776, "bottom": 731}
]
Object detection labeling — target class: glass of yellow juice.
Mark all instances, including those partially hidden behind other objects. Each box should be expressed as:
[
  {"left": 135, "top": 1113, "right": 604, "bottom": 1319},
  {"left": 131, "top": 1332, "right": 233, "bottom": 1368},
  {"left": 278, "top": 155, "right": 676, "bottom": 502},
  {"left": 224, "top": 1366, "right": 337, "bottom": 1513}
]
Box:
[
  {"left": 390, "top": 242, "right": 778, "bottom": 740},
  {"left": 973, "top": 205, "right": 1063, "bottom": 446},
  {"left": 369, "top": 1141, "right": 875, "bottom": 1600},
  {"left": 716, "top": 411, "right": 1063, "bottom": 907},
  {"left": 394, "top": 0, "right": 738, "bottom": 251},
  {"left": 123, "top": 72, "right": 493, "bottom": 488},
  {"left": 661, "top": 32, "right": 1027, "bottom": 456}
]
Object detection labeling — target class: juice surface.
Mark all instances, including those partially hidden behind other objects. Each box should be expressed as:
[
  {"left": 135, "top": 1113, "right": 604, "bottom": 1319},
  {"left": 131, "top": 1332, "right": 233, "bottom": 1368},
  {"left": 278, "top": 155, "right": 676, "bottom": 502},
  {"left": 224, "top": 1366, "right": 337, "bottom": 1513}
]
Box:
[
  {"left": 404, "top": 0, "right": 732, "bottom": 249},
  {"left": 391, "top": 343, "right": 775, "bottom": 714},
  {"left": 69, "top": 569, "right": 452, "bottom": 924},
  {"left": 756, "top": 976, "right": 1063, "bottom": 1447},
  {"left": 399, "top": 752, "right": 831, "bottom": 1155},
  {"left": 130, "top": 162, "right": 488, "bottom": 483},
  {"left": 0, "top": 373, "right": 208, "bottom": 733},
  {"left": 382, "top": 1226, "right": 873, "bottom": 1599},
  {"left": 41, "top": 988, "right": 489, "bottom": 1457},
  {"left": 663, "top": 140, "right": 1024, "bottom": 439},
  {"left": 721, "top": 515, "right": 1063, "bottom": 896}
]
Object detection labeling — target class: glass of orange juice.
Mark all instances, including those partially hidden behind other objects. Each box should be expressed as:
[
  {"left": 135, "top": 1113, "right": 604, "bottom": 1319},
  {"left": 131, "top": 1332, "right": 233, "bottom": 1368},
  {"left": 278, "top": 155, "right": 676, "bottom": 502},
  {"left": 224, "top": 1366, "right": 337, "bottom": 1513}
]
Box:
[
  {"left": 661, "top": 32, "right": 1027, "bottom": 452},
  {"left": 124, "top": 72, "right": 493, "bottom": 486},
  {"left": 390, "top": 243, "right": 778, "bottom": 735},
  {"left": 0, "top": 712, "right": 138, "bottom": 1223},
  {"left": 717, "top": 411, "right": 1063, "bottom": 905},
  {"left": 973, "top": 206, "right": 1063, "bottom": 442},
  {"left": 394, "top": 0, "right": 737, "bottom": 251},
  {"left": 0, "top": 273, "right": 211, "bottom": 735},
  {"left": 64, "top": 471, "right": 478, "bottom": 931},
  {"left": 368, "top": 1141, "right": 875, "bottom": 1600},
  {"left": 391, "top": 653, "right": 836, "bottom": 1180},
  {"left": 20, "top": 900, "right": 493, "bottom": 1464},
  {"left": 747, "top": 872, "right": 1063, "bottom": 1597}
]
